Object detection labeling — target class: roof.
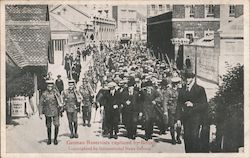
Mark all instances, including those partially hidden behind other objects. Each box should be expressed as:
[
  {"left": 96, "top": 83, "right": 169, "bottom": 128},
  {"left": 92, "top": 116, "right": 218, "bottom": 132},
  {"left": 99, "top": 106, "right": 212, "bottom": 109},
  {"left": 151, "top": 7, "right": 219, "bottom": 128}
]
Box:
[
  {"left": 50, "top": 12, "right": 83, "bottom": 32},
  {"left": 6, "top": 5, "right": 50, "bottom": 68},
  {"left": 6, "top": 25, "right": 50, "bottom": 68},
  {"left": 218, "top": 15, "right": 243, "bottom": 37},
  {"left": 6, "top": 5, "right": 49, "bottom": 21}
]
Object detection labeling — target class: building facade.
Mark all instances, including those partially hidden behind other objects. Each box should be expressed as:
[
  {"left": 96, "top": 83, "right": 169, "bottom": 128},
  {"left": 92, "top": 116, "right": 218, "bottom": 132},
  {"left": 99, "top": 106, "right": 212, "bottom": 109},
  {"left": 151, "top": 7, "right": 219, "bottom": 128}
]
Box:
[
  {"left": 112, "top": 5, "right": 138, "bottom": 43},
  {"left": 147, "top": 4, "right": 172, "bottom": 18},
  {"left": 49, "top": 12, "right": 85, "bottom": 65},
  {"left": 147, "top": 4, "right": 243, "bottom": 62}
]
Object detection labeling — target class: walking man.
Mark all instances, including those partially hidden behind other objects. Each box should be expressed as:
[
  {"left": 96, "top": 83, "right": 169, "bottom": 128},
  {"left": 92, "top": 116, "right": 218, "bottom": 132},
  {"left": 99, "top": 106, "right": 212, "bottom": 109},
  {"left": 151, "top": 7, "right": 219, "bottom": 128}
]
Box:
[
  {"left": 62, "top": 80, "right": 82, "bottom": 139},
  {"left": 38, "top": 80, "right": 63, "bottom": 145},
  {"left": 141, "top": 80, "right": 161, "bottom": 141},
  {"left": 55, "top": 75, "right": 64, "bottom": 94},
  {"left": 176, "top": 71, "right": 208, "bottom": 152},
  {"left": 79, "top": 78, "right": 94, "bottom": 127}
]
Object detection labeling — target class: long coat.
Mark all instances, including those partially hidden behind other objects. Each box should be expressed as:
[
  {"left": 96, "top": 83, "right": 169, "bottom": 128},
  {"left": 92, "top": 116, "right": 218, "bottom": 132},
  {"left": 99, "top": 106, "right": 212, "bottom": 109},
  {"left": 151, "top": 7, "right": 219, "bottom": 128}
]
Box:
[
  {"left": 141, "top": 88, "right": 161, "bottom": 120},
  {"left": 176, "top": 83, "right": 208, "bottom": 153}
]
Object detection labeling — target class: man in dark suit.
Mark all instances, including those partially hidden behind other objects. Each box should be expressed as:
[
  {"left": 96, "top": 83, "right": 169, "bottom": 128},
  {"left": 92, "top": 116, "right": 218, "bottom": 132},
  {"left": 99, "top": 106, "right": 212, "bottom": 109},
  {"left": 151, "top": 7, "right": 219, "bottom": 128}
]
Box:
[
  {"left": 176, "top": 72, "right": 208, "bottom": 153},
  {"left": 141, "top": 80, "right": 161, "bottom": 141},
  {"left": 122, "top": 80, "right": 142, "bottom": 139},
  {"left": 106, "top": 82, "right": 120, "bottom": 139}
]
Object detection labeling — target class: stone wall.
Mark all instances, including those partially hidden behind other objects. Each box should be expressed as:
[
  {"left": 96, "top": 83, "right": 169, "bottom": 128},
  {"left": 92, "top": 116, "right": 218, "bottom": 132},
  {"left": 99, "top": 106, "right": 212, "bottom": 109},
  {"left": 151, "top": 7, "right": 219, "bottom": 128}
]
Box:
[{"left": 183, "top": 45, "right": 219, "bottom": 83}]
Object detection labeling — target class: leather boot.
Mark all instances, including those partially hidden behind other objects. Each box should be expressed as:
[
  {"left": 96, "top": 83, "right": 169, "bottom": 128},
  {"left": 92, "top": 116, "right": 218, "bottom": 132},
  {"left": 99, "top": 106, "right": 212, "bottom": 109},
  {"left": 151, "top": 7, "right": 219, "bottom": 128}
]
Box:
[
  {"left": 54, "top": 126, "right": 59, "bottom": 145},
  {"left": 69, "top": 123, "right": 74, "bottom": 138},
  {"left": 74, "top": 122, "right": 78, "bottom": 138},
  {"left": 170, "top": 129, "right": 176, "bottom": 145},
  {"left": 47, "top": 128, "right": 51, "bottom": 145}
]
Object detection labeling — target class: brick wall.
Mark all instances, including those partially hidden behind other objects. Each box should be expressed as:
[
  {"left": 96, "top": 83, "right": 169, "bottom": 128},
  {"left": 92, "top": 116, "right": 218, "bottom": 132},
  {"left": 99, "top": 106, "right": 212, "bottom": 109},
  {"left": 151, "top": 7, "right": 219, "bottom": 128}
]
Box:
[
  {"left": 194, "top": 5, "right": 205, "bottom": 18},
  {"left": 172, "top": 21, "right": 220, "bottom": 38},
  {"left": 173, "top": 5, "right": 185, "bottom": 18}
]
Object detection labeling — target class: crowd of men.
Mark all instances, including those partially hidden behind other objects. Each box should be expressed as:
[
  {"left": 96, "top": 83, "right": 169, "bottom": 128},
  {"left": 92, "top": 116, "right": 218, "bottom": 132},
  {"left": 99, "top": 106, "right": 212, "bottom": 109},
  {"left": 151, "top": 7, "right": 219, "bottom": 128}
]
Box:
[{"left": 38, "top": 43, "right": 209, "bottom": 153}]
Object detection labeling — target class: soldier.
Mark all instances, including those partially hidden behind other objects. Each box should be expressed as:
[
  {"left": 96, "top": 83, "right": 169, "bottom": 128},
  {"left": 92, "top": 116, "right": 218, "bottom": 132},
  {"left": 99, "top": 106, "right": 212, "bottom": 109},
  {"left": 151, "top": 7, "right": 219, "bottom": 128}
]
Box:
[
  {"left": 79, "top": 77, "right": 94, "bottom": 127},
  {"left": 167, "top": 77, "right": 182, "bottom": 145},
  {"left": 141, "top": 80, "right": 161, "bottom": 141},
  {"left": 38, "top": 80, "right": 63, "bottom": 145},
  {"left": 62, "top": 80, "right": 82, "bottom": 139},
  {"left": 122, "top": 80, "right": 142, "bottom": 139}
]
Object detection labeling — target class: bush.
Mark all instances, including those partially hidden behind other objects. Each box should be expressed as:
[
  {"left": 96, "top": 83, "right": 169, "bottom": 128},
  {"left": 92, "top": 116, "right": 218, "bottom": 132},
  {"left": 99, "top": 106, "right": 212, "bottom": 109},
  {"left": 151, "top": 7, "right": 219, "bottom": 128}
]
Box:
[
  {"left": 7, "top": 72, "right": 34, "bottom": 98},
  {"left": 212, "top": 64, "right": 244, "bottom": 152}
]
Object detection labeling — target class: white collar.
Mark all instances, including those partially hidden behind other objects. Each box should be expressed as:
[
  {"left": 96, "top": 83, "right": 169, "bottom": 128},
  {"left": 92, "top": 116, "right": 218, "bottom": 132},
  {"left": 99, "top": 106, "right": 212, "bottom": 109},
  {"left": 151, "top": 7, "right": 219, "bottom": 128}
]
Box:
[{"left": 187, "top": 79, "right": 195, "bottom": 91}]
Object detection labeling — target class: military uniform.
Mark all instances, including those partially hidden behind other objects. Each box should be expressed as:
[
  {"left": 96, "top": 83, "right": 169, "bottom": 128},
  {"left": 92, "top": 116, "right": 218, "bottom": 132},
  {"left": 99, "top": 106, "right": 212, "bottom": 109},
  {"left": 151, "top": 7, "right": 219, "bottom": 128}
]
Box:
[
  {"left": 62, "top": 80, "right": 81, "bottom": 138},
  {"left": 38, "top": 80, "right": 63, "bottom": 145},
  {"left": 167, "top": 79, "right": 182, "bottom": 144},
  {"left": 79, "top": 78, "right": 94, "bottom": 127}
]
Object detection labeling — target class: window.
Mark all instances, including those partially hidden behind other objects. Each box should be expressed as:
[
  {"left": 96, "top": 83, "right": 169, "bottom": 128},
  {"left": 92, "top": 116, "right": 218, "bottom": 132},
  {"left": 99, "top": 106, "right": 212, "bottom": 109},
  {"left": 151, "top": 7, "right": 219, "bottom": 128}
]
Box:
[
  {"left": 190, "top": 5, "right": 195, "bottom": 17},
  {"left": 204, "top": 30, "right": 214, "bottom": 38},
  {"left": 185, "top": 5, "right": 194, "bottom": 18},
  {"left": 166, "top": 5, "right": 170, "bottom": 11},
  {"left": 229, "top": 5, "right": 236, "bottom": 17},
  {"left": 184, "top": 31, "right": 194, "bottom": 43},
  {"left": 54, "top": 40, "right": 64, "bottom": 51},
  {"left": 206, "top": 5, "right": 215, "bottom": 17},
  {"left": 151, "top": 5, "right": 155, "bottom": 11},
  {"left": 159, "top": 5, "right": 163, "bottom": 11}
]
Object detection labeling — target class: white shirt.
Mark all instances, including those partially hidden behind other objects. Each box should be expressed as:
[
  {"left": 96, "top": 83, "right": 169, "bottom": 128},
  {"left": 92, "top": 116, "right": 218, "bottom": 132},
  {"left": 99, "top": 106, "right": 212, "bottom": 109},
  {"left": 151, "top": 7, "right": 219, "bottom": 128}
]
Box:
[{"left": 187, "top": 79, "right": 195, "bottom": 92}]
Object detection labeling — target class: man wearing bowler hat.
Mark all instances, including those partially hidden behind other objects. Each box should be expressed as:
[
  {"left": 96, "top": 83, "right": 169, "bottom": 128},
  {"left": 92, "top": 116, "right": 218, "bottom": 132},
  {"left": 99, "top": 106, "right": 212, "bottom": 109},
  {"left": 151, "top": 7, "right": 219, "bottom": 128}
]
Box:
[
  {"left": 176, "top": 71, "right": 208, "bottom": 152},
  {"left": 38, "top": 80, "right": 63, "bottom": 145},
  {"left": 122, "top": 79, "right": 142, "bottom": 139}
]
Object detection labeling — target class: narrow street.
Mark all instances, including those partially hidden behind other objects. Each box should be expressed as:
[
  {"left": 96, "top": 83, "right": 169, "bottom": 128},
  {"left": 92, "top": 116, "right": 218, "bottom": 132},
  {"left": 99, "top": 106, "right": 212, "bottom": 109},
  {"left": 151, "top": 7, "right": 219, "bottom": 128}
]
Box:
[{"left": 6, "top": 53, "right": 185, "bottom": 153}]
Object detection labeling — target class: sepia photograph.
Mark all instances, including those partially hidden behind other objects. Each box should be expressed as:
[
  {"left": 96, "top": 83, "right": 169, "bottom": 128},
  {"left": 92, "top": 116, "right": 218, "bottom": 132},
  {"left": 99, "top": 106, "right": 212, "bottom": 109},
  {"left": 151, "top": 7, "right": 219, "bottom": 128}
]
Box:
[{"left": 1, "top": 1, "right": 249, "bottom": 157}]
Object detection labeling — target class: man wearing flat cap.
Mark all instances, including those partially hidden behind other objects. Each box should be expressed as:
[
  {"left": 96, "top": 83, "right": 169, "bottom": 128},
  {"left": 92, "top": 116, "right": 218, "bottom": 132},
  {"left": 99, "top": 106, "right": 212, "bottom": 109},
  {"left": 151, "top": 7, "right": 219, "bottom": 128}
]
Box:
[
  {"left": 62, "top": 80, "right": 82, "bottom": 139},
  {"left": 38, "top": 80, "right": 63, "bottom": 145},
  {"left": 176, "top": 71, "right": 208, "bottom": 152},
  {"left": 106, "top": 82, "right": 120, "bottom": 139}
]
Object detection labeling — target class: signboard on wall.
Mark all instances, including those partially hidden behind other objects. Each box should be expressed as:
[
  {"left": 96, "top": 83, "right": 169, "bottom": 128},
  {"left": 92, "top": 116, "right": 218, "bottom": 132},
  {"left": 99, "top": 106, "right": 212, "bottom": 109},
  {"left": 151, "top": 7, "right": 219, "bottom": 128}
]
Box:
[{"left": 11, "top": 96, "right": 26, "bottom": 117}]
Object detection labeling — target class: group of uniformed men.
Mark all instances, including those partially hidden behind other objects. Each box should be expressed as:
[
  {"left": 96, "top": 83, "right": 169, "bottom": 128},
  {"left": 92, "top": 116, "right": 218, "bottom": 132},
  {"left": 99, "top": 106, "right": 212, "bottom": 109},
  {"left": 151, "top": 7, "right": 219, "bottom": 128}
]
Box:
[{"left": 39, "top": 43, "right": 209, "bottom": 153}]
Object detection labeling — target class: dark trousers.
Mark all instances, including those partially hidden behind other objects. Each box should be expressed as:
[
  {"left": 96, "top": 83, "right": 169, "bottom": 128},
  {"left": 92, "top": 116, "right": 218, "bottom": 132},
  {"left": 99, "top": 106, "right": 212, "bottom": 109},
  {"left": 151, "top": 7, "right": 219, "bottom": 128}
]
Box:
[
  {"left": 82, "top": 106, "right": 92, "bottom": 123},
  {"left": 144, "top": 116, "right": 154, "bottom": 138},
  {"left": 106, "top": 110, "right": 119, "bottom": 135},
  {"left": 124, "top": 112, "right": 138, "bottom": 137},
  {"left": 183, "top": 116, "right": 201, "bottom": 153}
]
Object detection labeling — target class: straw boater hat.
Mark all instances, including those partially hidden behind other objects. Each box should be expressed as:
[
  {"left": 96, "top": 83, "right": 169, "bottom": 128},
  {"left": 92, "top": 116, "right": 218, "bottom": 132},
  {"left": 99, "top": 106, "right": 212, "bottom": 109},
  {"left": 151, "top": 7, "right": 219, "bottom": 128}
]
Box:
[
  {"left": 68, "top": 79, "right": 75, "bottom": 84},
  {"left": 107, "top": 82, "right": 117, "bottom": 88},
  {"left": 46, "top": 80, "right": 54, "bottom": 84},
  {"left": 171, "top": 77, "right": 181, "bottom": 83}
]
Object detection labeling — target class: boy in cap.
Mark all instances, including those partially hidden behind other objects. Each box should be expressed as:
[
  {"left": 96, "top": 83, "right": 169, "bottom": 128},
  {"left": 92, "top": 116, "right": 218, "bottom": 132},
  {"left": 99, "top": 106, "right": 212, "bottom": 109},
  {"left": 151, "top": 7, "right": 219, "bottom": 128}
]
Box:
[
  {"left": 55, "top": 75, "right": 64, "bottom": 94},
  {"left": 38, "top": 80, "right": 63, "bottom": 145},
  {"left": 62, "top": 80, "right": 82, "bottom": 139}
]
